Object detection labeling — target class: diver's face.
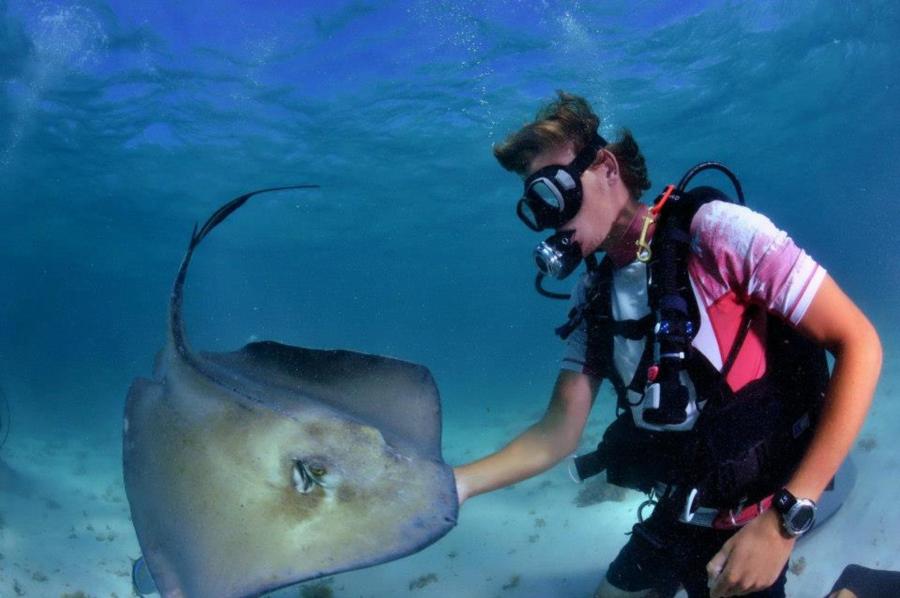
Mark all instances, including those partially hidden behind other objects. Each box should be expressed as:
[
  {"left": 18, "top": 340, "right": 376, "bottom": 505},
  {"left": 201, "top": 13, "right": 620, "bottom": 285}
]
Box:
[{"left": 526, "top": 143, "right": 620, "bottom": 257}]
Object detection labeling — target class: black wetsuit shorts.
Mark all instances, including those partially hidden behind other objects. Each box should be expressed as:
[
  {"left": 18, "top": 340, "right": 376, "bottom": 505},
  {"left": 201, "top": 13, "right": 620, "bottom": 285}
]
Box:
[{"left": 605, "top": 501, "right": 789, "bottom": 598}]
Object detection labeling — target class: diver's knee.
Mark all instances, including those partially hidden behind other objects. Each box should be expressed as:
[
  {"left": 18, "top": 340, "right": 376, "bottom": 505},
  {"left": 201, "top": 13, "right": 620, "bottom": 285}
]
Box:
[{"left": 593, "top": 576, "right": 660, "bottom": 598}]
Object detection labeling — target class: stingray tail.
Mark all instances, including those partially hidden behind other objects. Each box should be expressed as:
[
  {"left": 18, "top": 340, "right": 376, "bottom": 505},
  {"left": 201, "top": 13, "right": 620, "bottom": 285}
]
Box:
[{"left": 168, "top": 185, "right": 320, "bottom": 360}]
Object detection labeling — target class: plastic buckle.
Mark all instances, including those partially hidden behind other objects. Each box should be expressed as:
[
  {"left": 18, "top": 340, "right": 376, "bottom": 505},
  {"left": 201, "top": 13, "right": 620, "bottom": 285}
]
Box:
[
  {"left": 567, "top": 454, "right": 583, "bottom": 484},
  {"left": 682, "top": 487, "right": 699, "bottom": 523},
  {"left": 637, "top": 498, "right": 656, "bottom": 523},
  {"left": 637, "top": 488, "right": 659, "bottom": 523},
  {"left": 678, "top": 489, "right": 719, "bottom": 527}
]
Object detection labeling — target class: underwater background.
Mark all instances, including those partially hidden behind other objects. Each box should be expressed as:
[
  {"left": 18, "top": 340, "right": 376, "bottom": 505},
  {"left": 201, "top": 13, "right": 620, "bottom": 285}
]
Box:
[{"left": 1, "top": 1, "right": 898, "bottom": 596}]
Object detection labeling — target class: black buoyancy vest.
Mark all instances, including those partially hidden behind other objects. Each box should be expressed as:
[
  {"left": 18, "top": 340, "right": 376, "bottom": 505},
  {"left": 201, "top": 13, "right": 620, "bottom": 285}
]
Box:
[{"left": 564, "top": 188, "right": 830, "bottom": 509}]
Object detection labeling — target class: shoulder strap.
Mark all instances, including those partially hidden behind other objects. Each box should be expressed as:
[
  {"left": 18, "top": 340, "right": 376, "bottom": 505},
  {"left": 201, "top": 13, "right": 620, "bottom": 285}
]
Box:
[
  {"left": 647, "top": 187, "right": 721, "bottom": 331},
  {"left": 573, "top": 258, "right": 631, "bottom": 409},
  {"left": 720, "top": 304, "right": 759, "bottom": 380},
  {"left": 554, "top": 256, "right": 615, "bottom": 340}
]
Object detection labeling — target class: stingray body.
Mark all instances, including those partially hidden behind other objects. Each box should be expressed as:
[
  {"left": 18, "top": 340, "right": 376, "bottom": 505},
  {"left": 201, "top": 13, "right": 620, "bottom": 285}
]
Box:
[{"left": 123, "top": 187, "right": 458, "bottom": 598}]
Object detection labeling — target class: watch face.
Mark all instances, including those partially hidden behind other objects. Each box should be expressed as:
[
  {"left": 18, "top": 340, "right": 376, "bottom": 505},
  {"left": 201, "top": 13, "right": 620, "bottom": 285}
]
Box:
[
  {"left": 791, "top": 506, "right": 815, "bottom": 531},
  {"left": 786, "top": 500, "right": 817, "bottom": 535}
]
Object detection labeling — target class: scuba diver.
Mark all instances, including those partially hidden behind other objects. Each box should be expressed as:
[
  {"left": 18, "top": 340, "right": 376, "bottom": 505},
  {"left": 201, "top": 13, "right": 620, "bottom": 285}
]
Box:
[{"left": 452, "top": 92, "right": 882, "bottom": 597}]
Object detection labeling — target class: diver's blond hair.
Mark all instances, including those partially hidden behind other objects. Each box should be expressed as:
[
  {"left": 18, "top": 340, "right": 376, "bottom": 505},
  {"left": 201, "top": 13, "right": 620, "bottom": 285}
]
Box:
[{"left": 493, "top": 91, "right": 652, "bottom": 199}]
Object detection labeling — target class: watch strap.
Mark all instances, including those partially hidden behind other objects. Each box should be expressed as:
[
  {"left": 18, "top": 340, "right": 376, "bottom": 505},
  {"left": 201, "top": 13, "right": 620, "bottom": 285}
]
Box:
[{"left": 773, "top": 487, "right": 797, "bottom": 514}]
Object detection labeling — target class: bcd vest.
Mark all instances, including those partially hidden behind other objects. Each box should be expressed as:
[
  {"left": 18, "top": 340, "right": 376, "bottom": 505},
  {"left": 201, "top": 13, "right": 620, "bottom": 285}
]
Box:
[{"left": 560, "top": 188, "right": 830, "bottom": 510}]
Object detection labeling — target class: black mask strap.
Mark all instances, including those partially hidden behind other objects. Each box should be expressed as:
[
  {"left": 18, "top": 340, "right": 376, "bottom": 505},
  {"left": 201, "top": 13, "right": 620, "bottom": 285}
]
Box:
[{"left": 570, "top": 133, "right": 608, "bottom": 173}]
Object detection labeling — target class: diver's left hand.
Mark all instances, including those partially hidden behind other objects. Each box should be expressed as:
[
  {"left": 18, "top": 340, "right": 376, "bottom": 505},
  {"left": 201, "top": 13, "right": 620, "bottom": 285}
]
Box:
[{"left": 706, "top": 508, "right": 795, "bottom": 597}]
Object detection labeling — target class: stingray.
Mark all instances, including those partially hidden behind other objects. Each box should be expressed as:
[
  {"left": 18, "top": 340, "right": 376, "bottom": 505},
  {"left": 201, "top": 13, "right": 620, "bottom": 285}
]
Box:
[{"left": 123, "top": 186, "right": 458, "bottom": 598}]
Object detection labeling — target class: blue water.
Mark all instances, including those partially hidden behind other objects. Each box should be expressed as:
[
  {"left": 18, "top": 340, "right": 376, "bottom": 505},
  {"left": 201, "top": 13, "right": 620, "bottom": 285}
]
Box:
[{"left": 0, "top": 0, "right": 898, "bottom": 594}]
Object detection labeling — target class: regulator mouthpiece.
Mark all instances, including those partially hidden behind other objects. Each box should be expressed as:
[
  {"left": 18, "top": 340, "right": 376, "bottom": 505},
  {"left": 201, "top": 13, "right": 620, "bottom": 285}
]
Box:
[{"left": 534, "top": 229, "right": 582, "bottom": 279}]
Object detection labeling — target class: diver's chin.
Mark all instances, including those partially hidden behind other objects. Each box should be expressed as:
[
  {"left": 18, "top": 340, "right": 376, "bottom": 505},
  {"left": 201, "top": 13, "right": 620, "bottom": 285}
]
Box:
[
  {"left": 577, "top": 236, "right": 603, "bottom": 258},
  {"left": 556, "top": 223, "right": 603, "bottom": 259}
]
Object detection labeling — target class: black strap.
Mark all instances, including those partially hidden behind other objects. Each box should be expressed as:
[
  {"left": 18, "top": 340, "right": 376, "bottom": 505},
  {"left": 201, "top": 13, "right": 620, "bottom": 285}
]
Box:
[
  {"left": 610, "top": 316, "right": 654, "bottom": 340},
  {"left": 578, "top": 257, "right": 632, "bottom": 409},
  {"left": 721, "top": 304, "right": 759, "bottom": 379},
  {"left": 627, "top": 333, "right": 656, "bottom": 399}
]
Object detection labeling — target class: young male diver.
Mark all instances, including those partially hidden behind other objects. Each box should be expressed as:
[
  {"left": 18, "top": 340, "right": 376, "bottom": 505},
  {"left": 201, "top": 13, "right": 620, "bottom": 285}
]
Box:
[{"left": 452, "top": 92, "right": 882, "bottom": 597}]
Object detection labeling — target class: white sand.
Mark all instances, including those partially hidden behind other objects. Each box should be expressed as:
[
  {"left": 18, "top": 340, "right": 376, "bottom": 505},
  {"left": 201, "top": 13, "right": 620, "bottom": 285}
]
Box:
[{"left": 0, "top": 349, "right": 896, "bottom": 597}]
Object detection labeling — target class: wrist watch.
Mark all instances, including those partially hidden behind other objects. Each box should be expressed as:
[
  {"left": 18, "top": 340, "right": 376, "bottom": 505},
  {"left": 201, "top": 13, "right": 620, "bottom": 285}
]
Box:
[{"left": 772, "top": 488, "right": 817, "bottom": 537}]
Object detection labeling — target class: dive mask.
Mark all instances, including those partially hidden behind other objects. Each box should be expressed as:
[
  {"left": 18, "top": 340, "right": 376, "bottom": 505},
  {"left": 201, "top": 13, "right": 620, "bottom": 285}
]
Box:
[{"left": 516, "top": 133, "right": 607, "bottom": 231}]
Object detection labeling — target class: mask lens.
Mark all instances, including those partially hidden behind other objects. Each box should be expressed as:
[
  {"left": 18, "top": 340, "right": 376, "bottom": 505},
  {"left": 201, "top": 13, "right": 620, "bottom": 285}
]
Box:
[
  {"left": 517, "top": 177, "right": 565, "bottom": 231},
  {"left": 529, "top": 179, "right": 562, "bottom": 211}
]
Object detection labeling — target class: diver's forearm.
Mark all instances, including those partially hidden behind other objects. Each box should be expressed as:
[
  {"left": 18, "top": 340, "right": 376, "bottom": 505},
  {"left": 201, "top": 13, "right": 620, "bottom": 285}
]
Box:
[
  {"left": 454, "top": 371, "right": 596, "bottom": 504},
  {"left": 785, "top": 326, "right": 882, "bottom": 502},
  {"left": 454, "top": 422, "right": 572, "bottom": 502}
]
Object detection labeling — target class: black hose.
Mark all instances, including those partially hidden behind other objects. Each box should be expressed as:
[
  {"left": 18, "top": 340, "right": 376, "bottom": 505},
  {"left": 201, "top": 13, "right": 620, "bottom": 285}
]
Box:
[
  {"left": 535, "top": 273, "right": 571, "bottom": 300},
  {"left": 676, "top": 162, "right": 745, "bottom": 205}
]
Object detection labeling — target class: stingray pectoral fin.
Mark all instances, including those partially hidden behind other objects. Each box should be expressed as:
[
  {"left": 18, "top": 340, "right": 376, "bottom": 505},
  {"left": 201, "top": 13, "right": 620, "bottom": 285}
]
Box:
[
  {"left": 123, "top": 376, "right": 199, "bottom": 596},
  {"left": 206, "top": 341, "right": 446, "bottom": 458}
]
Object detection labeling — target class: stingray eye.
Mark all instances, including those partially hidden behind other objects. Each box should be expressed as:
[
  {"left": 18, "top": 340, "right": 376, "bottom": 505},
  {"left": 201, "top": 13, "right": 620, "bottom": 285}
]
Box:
[
  {"left": 292, "top": 460, "right": 319, "bottom": 494},
  {"left": 292, "top": 459, "right": 333, "bottom": 494}
]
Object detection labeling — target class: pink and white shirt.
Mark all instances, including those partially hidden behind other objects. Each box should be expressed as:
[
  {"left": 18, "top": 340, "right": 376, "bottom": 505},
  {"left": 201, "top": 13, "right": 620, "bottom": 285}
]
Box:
[{"left": 561, "top": 200, "right": 826, "bottom": 431}]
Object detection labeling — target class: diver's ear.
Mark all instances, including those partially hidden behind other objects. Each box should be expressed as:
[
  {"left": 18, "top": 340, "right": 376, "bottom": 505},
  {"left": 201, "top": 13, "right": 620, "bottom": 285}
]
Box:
[{"left": 591, "top": 148, "right": 620, "bottom": 181}]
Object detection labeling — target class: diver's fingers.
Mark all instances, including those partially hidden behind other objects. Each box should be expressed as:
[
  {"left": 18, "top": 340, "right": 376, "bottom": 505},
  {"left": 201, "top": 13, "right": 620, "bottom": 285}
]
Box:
[{"left": 707, "top": 538, "right": 735, "bottom": 597}]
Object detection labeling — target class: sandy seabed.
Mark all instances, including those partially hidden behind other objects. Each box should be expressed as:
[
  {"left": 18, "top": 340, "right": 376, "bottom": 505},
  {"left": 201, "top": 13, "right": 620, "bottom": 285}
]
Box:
[{"left": 1, "top": 351, "right": 897, "bottom": 598}]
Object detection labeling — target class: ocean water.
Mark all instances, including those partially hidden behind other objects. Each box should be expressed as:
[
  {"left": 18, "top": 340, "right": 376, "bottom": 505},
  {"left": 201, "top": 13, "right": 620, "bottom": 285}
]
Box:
[{"left": 0, "top": 1, "right": 898, "bottom": 597}]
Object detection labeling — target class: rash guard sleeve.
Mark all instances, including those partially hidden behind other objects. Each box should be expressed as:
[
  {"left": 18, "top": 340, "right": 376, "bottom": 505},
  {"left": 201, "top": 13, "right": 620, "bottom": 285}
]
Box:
[{"left": 688, "top": 201, "right": 827, "bottom": 326}]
